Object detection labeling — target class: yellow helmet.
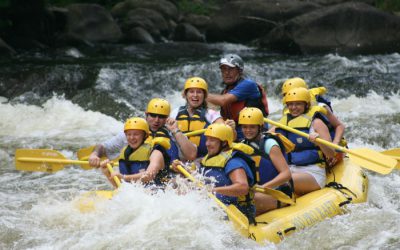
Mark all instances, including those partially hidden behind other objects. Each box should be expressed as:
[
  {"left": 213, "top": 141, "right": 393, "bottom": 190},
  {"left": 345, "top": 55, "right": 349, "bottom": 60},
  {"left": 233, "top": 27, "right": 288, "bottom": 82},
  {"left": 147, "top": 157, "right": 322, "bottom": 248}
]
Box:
[
  {"left": 184, "top": 77, "right": 208, "bottom": 93},
  {"left": 124, "top": 117, "right": 150, "bottom": 135},
  {"left": 146, "top": 98, "right": 171, "bottom": 116},
  {"left": 238, "top": 107, "right": 264, "bottom": 126},
  {"left": 204, "top": 123, "right": 234, "bottom": 148},
  {"left": 285, "top": 87, "right": 311, "bottom": 104},
  {"left": 281, "top": 77, "right": 308, "bottom": 96}
]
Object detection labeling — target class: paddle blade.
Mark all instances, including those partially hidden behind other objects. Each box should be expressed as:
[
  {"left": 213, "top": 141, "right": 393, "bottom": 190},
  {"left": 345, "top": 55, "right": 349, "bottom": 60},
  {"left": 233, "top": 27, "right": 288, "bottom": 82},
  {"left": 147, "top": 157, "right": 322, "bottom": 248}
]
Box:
[
  {"left": 77, "top": 145, "right": 95, "bottom": 161},
  {"left": 381, "top": 148, "right": 400, "bottom": 169},
  {"left": 75, "top": 190, "right": 115, "bottom": 213},
  {"left": 15, "top": 149, "right": 66, "bottom": 173},
  {"left": 348, "top": 148, "right": 397, "bottom": 175}
]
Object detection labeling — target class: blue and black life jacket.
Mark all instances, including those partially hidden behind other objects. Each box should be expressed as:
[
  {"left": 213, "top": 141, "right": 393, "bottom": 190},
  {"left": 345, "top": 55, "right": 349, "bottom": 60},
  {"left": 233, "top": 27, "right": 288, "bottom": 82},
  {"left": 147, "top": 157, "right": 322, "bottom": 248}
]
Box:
[
  {"left": 243, "top": 133, "right": 289, "bottom": 185},
  {"left": 118, "top": 142, "right": 170, "bottom": 185},
  {"left": 200, "top": 147, "right": 256, "bottom": 222},
  {"left": 277, "top": 106, "right": 334, "bottom": 167}
]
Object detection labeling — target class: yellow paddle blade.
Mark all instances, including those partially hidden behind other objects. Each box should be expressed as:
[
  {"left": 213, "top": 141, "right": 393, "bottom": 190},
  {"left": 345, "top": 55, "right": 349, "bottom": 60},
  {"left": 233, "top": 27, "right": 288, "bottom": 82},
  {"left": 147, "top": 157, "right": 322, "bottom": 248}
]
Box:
[
  {"left": 15, "top": 149, "right": 92, "bottom": 173},
  {"left": 253, "top": 186, "right": 295, "bottom": 205},
  {"left": 348, "top": 148, "right": 397, "bottom": 175},
  {"left": 381, "top": 148, "right": 400, "bottom": 169},
  {"left": 16, "top": 149, "right": 66, "bottom": 173},
  {"left": 77, "top": 145, "right": 96, "bottom": 161},
  {"left": 75, "top": 190, "right": 115, "bottom": 213}
]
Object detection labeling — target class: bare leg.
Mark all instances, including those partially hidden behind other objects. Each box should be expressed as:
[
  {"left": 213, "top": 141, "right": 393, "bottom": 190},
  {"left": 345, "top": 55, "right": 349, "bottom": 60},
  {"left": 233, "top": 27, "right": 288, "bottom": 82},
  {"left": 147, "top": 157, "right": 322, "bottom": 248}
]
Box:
[
  {"left": 292, "top": 172, "right": 321, "bottom": 196},
  {"left": 254, "top": 193, "right": 278, "bottom": 215}
]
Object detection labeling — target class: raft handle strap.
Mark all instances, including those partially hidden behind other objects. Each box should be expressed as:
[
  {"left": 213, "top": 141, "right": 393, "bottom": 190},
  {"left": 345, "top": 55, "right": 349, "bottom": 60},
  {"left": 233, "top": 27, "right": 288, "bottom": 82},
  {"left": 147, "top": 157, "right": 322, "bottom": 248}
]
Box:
[{"left": 326, "top": 182, "right": 357, "bottom": 199}]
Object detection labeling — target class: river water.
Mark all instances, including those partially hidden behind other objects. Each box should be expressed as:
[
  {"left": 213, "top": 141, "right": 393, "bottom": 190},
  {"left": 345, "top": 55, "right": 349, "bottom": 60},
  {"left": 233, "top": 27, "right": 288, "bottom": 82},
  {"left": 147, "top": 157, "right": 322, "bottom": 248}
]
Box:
[{"left": 0, "top": 43, "right": 399, "bottom": 249}]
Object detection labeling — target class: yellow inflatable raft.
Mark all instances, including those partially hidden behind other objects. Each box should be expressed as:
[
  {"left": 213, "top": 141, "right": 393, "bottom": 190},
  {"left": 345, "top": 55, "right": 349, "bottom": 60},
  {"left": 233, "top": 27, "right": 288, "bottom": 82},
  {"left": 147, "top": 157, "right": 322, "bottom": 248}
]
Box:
[
  {"left": 76, "top": 157, "right": 368, "bottom": 244},
  {"left": 249, "top": 157, "right": 368, "bottom": 244}
]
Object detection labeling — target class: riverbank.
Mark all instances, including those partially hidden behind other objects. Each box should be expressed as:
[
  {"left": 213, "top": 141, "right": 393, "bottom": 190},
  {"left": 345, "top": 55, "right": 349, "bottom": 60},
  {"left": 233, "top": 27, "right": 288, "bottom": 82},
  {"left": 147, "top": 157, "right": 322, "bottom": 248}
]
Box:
[{"left": 1, "top": 0, "right": 400, "bottom": 56}]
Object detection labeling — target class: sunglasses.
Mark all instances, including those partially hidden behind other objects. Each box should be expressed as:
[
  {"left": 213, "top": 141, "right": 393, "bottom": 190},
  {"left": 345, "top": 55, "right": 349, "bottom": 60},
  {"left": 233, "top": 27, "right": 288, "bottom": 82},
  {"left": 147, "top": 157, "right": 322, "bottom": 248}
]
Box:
[{"left": 147, "top": 113, "right": 168, "bottom": 119}]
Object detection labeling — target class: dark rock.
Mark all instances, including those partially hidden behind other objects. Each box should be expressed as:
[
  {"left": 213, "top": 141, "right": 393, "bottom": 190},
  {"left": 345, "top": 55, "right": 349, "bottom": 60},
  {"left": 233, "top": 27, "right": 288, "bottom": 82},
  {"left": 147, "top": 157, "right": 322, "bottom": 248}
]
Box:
[
  {"left": 299, "top": 0, "right": 374, "bottom": 6},
  {"left": 260, "top": 2, "right": 400, "bottom": 54},
  {"left": 182, "top": 14, "right": 211, "bottom": 32},
  {"left": 206, "top": 0, "right": 320, "bottom": 43},
  {"left": 63, "top": 4, "right": 122, "bottom": 44},
  {"left": 122, "top": 8, "right": 170, "bottom": 38},
  {"left": 172, "top": 23, "right": 205, "bottom": 42},
  {"left": 0, "top": 38, "right": 16, "bottom": 56},
  {"left": 126, "top": 27, "right": 155, "bottom": 44},
  {"left": 111, "top": 0, "right": 178, "bottom": 21}
]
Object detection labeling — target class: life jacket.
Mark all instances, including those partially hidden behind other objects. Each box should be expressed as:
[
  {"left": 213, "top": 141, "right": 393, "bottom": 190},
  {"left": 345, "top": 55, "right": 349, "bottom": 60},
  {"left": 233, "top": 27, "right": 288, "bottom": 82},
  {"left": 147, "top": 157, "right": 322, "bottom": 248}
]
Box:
[
  {"left": 175, "top": 106, "right": 209, "bottom": 157},
  {"left": 277, "top": 106, "right": 334, "bottom": 167},
  {"left": 149, "top": 127, "right": 179, "bottom": 162},
  {"left": 242, "top": 133, "right": 289, "bottom": 185},
  {"left": 200, "top": 146, "right": 256, "bottom": 222},
  {"left": 221, "top": 78, "right": 269, "bottom": 122},
  {"left": 118, "top": 142, "right": 170, "bottom": 185}
]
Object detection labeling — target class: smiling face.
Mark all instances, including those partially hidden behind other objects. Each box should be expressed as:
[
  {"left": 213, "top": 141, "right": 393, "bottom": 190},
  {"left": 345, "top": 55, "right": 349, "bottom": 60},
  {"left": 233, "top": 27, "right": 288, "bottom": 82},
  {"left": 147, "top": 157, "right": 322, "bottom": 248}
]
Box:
[
  {"left": 287, "top": 101, "right": 307, "bottom": 117},
  {"left": 185, "top": 88, "right": 205, "bottom": 109},
  {"left": 146, "top": 113, "right": 167, "bottom": 132},
  {"left": 125, "top": 129, "right": 146, "bottom": 149},
  {"left": 241, "top": 124, "right": 260, "bottom": 141},
  {"left": 220, "top": 65, "right": 241, "bottom": 85},
  {"left": 205, "top": 136, "right": 223, "bottom": 157}
]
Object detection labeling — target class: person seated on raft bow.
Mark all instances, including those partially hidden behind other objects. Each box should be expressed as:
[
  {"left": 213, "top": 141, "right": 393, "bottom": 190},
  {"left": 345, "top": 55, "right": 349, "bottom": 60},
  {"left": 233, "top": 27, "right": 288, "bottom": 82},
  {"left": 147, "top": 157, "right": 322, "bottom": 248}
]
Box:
[
  {"left": 270, "top": 87, "right": 336, "bottom": 196},
  {"left": 98, "top": 117, "right": 170, "bottom": 188},
  {"left": 88, "top": 98, "right": 197, "bottom": 168},
  {"left": 170, "top": 77, "right": 225, "bottom": 159},
  {"left": 172, "top": 123, "right": 257, "bottom": 223},
  {"left": 238, "top": 107, "right": 294, "bottom": 214},
  {"left": 281, "top": 77, "right": 346, "bottom": 161}
]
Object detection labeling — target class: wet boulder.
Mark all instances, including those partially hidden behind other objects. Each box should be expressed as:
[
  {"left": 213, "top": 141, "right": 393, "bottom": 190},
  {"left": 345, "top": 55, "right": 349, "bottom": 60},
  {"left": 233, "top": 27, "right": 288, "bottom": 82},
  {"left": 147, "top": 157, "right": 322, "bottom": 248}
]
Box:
[
  {"left": 172, "top": 23, "right": 205, "bottom": 42},
  {"left": 125, "top": 27, "right": 155, "bottom": 44},
  {"left": 260, "top": 2, "right": 400, "bottom": 54},
  {"left": 63, "top": 4, "right": 122, "bottom": 44},
  {"left": 112, "top": 0, "right": 178, "bottom": 21},
  {"left": 206, "top": 0, "right": 320, "bottom": 43}
]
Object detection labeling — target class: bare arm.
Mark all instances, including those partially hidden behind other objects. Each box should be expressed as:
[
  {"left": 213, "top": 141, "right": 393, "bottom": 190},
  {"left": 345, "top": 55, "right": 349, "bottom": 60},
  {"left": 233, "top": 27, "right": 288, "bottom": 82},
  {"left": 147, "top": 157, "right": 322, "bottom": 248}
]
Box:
[
  {"left": 325, "top": 109, "right": 345, "bottom": 145},
  {"left": 165, "top": 117, "right": 197, "bottom": 161},
  {"left": 312, "top": 119, "right": 335, "bottom": 159},
  {"left": 121, "top": 149, "right": 165, "bottom": 183},
  {"left": 207, "top": 93, "right": 237, "bottom": 107},
  {"left": 213, "top": 168, "right": 249, "bottom": 197},
  {"left": 262, "top": 146, "right": 291, "bottom": 189}
]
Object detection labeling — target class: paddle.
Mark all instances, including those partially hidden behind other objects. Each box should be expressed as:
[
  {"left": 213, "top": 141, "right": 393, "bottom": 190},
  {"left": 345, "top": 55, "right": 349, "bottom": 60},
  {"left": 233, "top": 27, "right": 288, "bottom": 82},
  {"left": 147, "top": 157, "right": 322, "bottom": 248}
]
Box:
[
  {"left": 264, "top": 118, "right": 397, "bottom": 175},
  {"left": 16, "top": 149, "right": 94, "bottom": 173},
  {"left": 381, "top": 148, "right": 400, "bottom": 169},
  {"left": 76, "top": 163, "right": 119, "bottom": 212},
  {"left": 252, "top": 186, "right": 295, "bottom": 205},
  {"left": 176, "top": 165, "right": 250, "bottom": 237},
  {"left": 77, "top": 129, "right": 207, "bottom": 160}
]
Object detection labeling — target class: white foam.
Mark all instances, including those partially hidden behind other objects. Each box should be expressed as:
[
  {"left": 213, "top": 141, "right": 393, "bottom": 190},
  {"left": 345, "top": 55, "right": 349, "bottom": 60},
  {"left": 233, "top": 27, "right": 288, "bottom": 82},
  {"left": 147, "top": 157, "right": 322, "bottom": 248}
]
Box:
[{"left": 0, "top": 95, "right": 122, "bottom": 140}]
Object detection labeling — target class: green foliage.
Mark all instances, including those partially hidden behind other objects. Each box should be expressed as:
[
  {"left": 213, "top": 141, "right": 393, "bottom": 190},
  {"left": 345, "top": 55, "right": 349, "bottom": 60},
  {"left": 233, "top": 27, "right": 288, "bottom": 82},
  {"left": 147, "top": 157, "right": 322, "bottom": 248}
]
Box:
[
  {"left": 375, "top": 0, "right": 400, "bottom": 12},
  {"left": 177, "top": 0, "right": 217, "bottom": 16},
  {"left": 0, "top": 0, "right": 10, "bottom": 8}
]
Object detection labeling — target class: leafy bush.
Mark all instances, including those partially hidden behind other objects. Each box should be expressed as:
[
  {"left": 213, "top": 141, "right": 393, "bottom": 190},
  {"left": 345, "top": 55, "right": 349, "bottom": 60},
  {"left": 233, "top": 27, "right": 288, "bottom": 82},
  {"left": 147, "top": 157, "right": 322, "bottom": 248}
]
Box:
[{"left": 375, "top": 0, "right": 400, "bottom": 12}]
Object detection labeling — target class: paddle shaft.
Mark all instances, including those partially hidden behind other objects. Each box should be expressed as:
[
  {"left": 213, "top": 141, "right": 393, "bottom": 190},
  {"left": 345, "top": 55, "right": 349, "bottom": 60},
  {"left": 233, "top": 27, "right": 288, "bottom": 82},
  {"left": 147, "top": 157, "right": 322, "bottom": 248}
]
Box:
[
  {"left": 253, "top": 186, "right": 295, "bottom": 205},
  {"left": 106, "top": 163, "right": 121, "bottom": 188},
  {"left": 17, "top": 157, "right": 91, "bottom": 166},
  {"left": 176, "top": 165, "right": 249, "bottom": 230},
  {"left": 265, "top": 118, "right": 390, "bottom": 169}
]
